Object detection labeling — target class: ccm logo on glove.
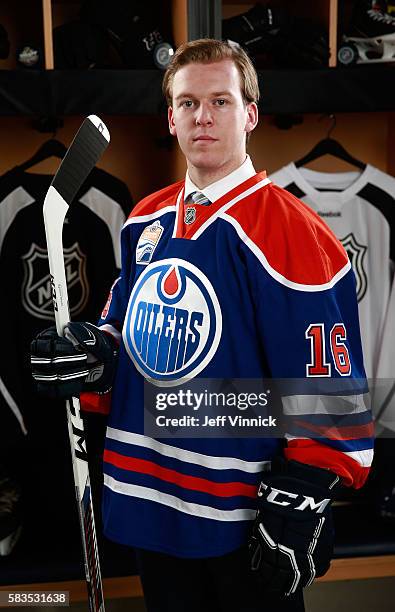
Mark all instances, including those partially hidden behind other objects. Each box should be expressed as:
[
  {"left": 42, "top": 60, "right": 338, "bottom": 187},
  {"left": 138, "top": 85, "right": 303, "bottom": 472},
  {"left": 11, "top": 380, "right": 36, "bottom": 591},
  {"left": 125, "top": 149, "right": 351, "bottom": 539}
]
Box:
[
  {"left": 249, "top": 458, "right": 340, "bottom": 597},
  {"left": 258, "top": 482, "right": 331, "bottom": 513}
]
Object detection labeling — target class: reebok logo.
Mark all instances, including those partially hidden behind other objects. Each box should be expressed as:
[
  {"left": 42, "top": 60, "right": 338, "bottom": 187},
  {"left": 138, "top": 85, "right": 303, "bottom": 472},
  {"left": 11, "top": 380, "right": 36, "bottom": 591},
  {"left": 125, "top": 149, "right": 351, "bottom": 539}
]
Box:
[{"left": 318, "top": 211, "right": 341, "bottom": 217}]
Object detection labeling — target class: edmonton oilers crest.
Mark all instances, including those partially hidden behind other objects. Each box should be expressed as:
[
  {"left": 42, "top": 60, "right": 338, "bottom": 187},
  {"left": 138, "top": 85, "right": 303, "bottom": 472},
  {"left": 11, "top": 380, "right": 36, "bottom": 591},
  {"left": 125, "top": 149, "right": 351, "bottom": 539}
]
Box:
[{"left": 123, "top": 258, "right": 222, "bottom": 386}]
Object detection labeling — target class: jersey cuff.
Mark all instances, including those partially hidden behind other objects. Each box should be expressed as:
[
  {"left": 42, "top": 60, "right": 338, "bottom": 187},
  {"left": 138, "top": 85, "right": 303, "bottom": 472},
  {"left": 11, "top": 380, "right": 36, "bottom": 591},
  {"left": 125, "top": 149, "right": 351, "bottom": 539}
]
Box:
[
  {"left": 284, "top": 439, "right": 371, "bottom": 489},
  {"left": 80, "top": 391, "right": 111, "bottom": 415}
]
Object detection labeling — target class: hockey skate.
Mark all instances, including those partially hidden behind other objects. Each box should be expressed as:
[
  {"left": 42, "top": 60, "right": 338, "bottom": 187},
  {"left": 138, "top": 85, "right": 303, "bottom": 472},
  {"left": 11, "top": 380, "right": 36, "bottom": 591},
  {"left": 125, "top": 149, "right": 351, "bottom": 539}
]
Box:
[{"left": 338, "top": 0, "right": 395, "bottom": 65}]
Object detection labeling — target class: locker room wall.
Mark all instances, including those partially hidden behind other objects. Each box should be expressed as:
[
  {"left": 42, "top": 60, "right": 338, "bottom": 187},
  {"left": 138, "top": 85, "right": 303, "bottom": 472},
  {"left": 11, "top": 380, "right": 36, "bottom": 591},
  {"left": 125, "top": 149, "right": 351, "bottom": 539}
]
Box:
[
  {"left": 0, "top": 112, "right": 392, "bottom": 206},
  {"left": 0, "top": 0, "right": 394, "bottom": 201},
  {"left": 0, "top": 116, "right": 177, "bottom": 205}
]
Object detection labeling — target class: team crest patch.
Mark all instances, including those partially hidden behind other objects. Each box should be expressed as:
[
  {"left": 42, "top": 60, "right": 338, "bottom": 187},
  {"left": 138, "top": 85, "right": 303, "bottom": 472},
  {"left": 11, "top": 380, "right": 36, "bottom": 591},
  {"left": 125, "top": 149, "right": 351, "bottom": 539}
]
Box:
[
  {"left": 22, "top": 242, "right": 89, "bottom": 320},
  {"left": 136, "top": 220, "right": 164, "bottom": 265},
  {"left": 341, "top": 233, "right": 368, "bottom": 302},
  {"left": 123, "top": 258, "right": 222, "bottom": 386},
  {"left": 184, "top": 206, "right": 196, "bottom": 225}
]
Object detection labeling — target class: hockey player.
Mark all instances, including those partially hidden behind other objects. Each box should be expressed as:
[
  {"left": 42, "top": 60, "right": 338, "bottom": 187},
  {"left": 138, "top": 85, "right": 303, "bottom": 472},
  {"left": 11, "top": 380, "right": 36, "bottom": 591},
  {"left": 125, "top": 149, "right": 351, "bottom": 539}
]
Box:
[{"left": 31, "top": 40, "right": 373, "bottom": 611}]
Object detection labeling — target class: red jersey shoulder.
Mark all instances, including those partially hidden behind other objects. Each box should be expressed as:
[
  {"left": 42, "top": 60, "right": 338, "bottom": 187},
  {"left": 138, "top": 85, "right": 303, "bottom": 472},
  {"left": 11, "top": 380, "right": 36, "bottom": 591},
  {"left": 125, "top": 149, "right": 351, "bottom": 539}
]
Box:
[
  {"left": 226, "top": 182, "right": 349, "bottom": 285},
  {"left": 128, "top": 180, "right": 184, "bottom": 220}
]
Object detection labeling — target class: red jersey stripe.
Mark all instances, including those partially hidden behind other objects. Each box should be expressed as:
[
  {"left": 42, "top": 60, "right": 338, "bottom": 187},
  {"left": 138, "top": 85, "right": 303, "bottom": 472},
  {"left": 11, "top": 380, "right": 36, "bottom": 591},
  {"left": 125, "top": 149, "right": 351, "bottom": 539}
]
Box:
[
  {"left": 103, "top": 449, "right": 258, "bottom": 498},
  {"left": 293, "top": 420, "right": 375, "bottom": 440}
]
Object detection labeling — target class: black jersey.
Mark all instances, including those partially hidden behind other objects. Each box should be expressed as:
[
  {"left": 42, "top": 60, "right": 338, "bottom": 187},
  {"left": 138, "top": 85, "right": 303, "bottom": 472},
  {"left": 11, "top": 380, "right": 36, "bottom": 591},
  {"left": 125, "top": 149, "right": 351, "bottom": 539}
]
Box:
[{"left": 0, "top": 166, "right": 132, "bottom": 437}]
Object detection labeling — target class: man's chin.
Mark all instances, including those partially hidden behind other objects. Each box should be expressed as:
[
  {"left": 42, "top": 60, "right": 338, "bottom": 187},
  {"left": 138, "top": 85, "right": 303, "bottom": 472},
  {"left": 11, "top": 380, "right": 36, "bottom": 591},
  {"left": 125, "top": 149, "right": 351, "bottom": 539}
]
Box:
[{"left": 187, "top": 153, "right": 224, "bottom": 170}]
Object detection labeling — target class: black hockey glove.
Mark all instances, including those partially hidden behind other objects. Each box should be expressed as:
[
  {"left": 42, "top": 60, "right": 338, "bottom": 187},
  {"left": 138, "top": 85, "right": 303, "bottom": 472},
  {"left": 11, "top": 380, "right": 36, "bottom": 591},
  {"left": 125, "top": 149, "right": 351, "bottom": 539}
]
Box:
[
  {"left": 31, "top": 322, "right": 118, "bottom": 399},
  {"left": 249, "top": 458, "right": 341, "bottom": 596}
]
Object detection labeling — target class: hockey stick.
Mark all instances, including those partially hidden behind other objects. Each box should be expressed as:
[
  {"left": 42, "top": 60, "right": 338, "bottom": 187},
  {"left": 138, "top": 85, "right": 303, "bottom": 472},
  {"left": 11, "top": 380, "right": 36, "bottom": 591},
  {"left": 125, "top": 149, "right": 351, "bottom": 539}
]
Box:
[{"left": 43, "top": 116, "right": 110, "bottom": 612}]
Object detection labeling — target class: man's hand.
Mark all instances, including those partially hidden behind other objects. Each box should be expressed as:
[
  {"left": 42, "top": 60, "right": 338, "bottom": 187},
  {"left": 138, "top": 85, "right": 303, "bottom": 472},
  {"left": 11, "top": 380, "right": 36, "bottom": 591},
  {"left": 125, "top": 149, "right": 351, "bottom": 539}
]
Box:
[
  {"left": 31, "top": 322, "right": 118, "bottom": 399},
  {"left": 248, "top": 458, "right": 340, "bottom": 596}
]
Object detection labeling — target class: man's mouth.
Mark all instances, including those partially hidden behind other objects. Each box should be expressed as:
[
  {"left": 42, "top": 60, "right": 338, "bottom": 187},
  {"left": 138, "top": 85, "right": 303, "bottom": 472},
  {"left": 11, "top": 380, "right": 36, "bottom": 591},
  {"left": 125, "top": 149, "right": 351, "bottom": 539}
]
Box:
[{"left": 193, "top": 136, "right": 217, "bottom": 142}]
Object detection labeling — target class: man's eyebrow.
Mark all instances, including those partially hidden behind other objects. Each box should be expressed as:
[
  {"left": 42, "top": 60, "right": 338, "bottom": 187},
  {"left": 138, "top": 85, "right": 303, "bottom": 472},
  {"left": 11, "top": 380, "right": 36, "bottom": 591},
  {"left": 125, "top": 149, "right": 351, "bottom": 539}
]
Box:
[
  {"left": 211, "top": 91, "right": 234, "bottom": 97},
  {"left": 174, "top": 93, "right": 195, "bottom": 101},
  {"left": 174, "top": 91, "right": 234, "bottom": 101}
]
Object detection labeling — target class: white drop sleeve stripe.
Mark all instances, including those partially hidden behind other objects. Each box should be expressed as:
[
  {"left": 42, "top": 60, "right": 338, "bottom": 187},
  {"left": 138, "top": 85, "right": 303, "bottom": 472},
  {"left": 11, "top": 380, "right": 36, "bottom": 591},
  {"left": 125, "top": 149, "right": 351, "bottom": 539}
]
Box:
[
  {"left": 99, "top": 323, "right": 122, "bottom": 343},
  {"left": 282, "top": 393, "right": 369, "bottom": 415},
  {"left": 284, "top": 437, "right": 373, "bottom": 468}
]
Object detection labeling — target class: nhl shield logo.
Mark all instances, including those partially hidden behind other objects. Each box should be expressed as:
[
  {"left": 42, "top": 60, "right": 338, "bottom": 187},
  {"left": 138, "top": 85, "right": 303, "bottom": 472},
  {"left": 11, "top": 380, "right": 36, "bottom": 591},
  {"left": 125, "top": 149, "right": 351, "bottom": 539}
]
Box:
[
  {"left": 341, "top": 233, "right": 368, "bottom": 302},
  {"left": 184, "top": 206, "right": 196, "bottom": 225},
  {"left": 22, "top": 242, "right": 89, "bottom": 320}
]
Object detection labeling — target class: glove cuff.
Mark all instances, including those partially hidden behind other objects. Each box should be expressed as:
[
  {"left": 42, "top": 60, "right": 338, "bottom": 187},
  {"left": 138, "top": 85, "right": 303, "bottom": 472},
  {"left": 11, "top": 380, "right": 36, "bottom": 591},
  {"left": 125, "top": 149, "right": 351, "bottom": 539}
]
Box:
[{"left": 273, "top": 457, "right": 341, "bottom": 493}]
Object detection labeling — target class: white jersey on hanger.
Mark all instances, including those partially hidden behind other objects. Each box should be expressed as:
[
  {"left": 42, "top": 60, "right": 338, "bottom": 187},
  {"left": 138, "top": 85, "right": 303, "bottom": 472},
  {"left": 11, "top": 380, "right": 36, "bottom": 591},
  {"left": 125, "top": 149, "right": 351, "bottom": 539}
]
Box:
[{"left": 270, "top": 163, "right": 395, "bottom": 432}]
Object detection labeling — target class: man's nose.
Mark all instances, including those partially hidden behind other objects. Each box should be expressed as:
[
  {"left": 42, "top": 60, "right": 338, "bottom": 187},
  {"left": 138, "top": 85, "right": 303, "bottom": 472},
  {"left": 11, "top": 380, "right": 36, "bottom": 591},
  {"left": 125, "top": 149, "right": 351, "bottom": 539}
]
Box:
[{"left": 195, "top": 103, "right": 213, "bottom": 126}]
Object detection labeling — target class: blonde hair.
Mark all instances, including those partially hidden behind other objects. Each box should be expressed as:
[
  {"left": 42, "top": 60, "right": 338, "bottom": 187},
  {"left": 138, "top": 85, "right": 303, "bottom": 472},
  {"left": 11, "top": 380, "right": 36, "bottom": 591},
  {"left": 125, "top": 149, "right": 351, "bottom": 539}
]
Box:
[{"left": 162, "top": 38, "right": 260, "bottom": 107}]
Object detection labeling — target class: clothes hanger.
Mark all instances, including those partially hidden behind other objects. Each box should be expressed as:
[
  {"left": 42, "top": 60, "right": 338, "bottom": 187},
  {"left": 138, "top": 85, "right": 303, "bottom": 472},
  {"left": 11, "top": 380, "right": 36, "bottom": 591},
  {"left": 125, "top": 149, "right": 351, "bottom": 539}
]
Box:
[
  {"left": 294, "top": 114, "right": 366, "bottom": 170},
  {"left": 17, "top": 138, "right": 67, "bottom": 172}
]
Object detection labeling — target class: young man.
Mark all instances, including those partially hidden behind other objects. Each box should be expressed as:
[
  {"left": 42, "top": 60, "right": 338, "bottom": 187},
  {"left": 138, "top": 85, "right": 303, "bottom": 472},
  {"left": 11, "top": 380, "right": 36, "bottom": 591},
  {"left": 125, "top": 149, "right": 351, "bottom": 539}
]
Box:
[{"left": 31, "top": 40, "right": 373, "bottom": 612}]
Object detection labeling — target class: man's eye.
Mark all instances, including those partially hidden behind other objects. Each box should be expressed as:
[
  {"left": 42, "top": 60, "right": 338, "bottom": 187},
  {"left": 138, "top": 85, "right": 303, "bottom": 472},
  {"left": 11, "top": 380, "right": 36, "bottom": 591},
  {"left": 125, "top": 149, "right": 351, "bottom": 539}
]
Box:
[
  {"left": 182, "top": 100, "right": 193, "bottom": 108},
  {"left": 215, "top": 99, "right": 226, "bottom": 106}
]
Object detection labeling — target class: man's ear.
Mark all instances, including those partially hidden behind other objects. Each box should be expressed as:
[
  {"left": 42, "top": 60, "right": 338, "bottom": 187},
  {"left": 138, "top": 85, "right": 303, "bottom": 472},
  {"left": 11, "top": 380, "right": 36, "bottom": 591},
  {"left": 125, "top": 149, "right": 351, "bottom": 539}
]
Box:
[
  {"left": 245, "top": 102, "right": 258, "bottom": 135},
  {"left": 168, "top": 107, "right": 177, "bottom": 136}
]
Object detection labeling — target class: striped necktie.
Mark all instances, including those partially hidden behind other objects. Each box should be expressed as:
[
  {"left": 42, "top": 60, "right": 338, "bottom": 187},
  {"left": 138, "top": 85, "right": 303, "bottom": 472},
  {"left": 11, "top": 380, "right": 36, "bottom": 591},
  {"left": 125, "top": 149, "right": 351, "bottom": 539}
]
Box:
[{"left": 188, "top": 191, "right": 211, "bottom": 206}]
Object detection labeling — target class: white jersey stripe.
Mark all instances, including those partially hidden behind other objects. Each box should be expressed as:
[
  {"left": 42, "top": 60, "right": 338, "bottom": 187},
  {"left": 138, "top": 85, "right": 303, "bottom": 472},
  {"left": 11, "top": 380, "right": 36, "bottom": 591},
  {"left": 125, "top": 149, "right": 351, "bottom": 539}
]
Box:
[
  {"left": 79, "top": 187, "right": 125, "bottom": 268},
  {"left": 0, "top": 375, "right": 28, "bottom": 435},
  {"left": 222, "top": 212, "right": 351, "bottom": 291},
  {"left": 123, "top": 205, "right": 177, "bottom": 228},
  {"left": 172, "top": 189, "right": 184, "bottom": 238},
  {"left": 104, "top": 474, "right": 256, "bottom": 522},
  {"left": 0, "top": 187, "right": 35, "bottom": 256},
  {"left": 99, "top": 323, "right": 122, "bottom": 343},
  {"left": 285, "top": 436, "right": 373, "bottom": 467},
  {"left": 191, "top": 178, "right": 271, "bottom": 240},
  {"left": 282, "top": 393, "right": 369, "bottom": 416},
  {"left": 106, "top": 427, "right": 269, "bottom": 473},
  {"left": 344, "top": 449, "right": 373, "bottom": 467}
]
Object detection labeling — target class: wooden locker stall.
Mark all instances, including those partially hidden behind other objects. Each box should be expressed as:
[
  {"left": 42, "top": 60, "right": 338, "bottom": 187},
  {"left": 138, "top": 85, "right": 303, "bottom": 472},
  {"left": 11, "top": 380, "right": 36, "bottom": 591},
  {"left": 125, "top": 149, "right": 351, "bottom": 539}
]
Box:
[
  {"left": 0, "top": 0, "right": 188, "bottom": 201},
  {"left": 0, "top": 0, "right": 395, "bottom": 602}
]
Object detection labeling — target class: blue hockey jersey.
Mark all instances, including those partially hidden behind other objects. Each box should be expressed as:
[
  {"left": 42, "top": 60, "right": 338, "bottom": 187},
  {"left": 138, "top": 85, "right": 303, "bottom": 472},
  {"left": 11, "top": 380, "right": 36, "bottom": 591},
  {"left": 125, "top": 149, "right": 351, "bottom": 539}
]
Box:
[{"left": 83, "top": 170, "right": 373, "bottom": 558}]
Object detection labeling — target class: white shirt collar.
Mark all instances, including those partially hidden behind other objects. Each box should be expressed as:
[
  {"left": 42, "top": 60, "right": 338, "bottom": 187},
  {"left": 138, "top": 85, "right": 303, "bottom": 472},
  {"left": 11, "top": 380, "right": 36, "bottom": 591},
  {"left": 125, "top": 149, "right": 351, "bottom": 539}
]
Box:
[{"left": 184, "top": 155, "right": 256, "bottom": 203}]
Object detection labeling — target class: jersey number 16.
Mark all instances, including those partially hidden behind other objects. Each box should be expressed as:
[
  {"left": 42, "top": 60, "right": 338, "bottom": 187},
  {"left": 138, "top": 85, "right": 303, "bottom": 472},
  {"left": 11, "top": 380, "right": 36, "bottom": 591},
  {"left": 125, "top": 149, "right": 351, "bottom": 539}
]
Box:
[{"left": 305, "top": 323, "right": 351, "bottom": 377}]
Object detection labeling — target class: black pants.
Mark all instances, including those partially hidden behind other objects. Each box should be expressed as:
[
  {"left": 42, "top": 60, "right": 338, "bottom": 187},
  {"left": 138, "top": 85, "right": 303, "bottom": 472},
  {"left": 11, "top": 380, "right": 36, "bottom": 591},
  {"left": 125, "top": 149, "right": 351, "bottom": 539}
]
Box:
[{"left": 135, "top": 547, "right": 305, "bottom": 612}]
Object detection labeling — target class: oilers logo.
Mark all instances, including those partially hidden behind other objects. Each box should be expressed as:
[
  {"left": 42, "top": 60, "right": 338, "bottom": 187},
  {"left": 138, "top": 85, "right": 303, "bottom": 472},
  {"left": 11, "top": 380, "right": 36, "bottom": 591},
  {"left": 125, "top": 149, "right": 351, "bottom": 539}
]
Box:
[{"left": 123, "top": 258, "right": 222, "bottom": 385}]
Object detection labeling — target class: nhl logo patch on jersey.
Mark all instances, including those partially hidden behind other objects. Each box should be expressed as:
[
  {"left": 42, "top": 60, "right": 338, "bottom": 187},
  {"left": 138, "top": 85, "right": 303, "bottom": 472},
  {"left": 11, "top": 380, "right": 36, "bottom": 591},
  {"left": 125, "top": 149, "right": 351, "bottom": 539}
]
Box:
[
  {"left": 184, "top": 206, "right": 196, "bottom": 225},
  {"left": 136, "top": 220, "right": 164, "bottom": 265}
]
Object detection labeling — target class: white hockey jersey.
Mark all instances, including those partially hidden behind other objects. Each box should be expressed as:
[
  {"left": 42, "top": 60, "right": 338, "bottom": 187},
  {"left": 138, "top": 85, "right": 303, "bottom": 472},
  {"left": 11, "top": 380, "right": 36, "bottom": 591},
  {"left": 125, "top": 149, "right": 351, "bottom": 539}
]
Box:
[{"left": 270, "top": 163, "right": 395, "bottom": 432}]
